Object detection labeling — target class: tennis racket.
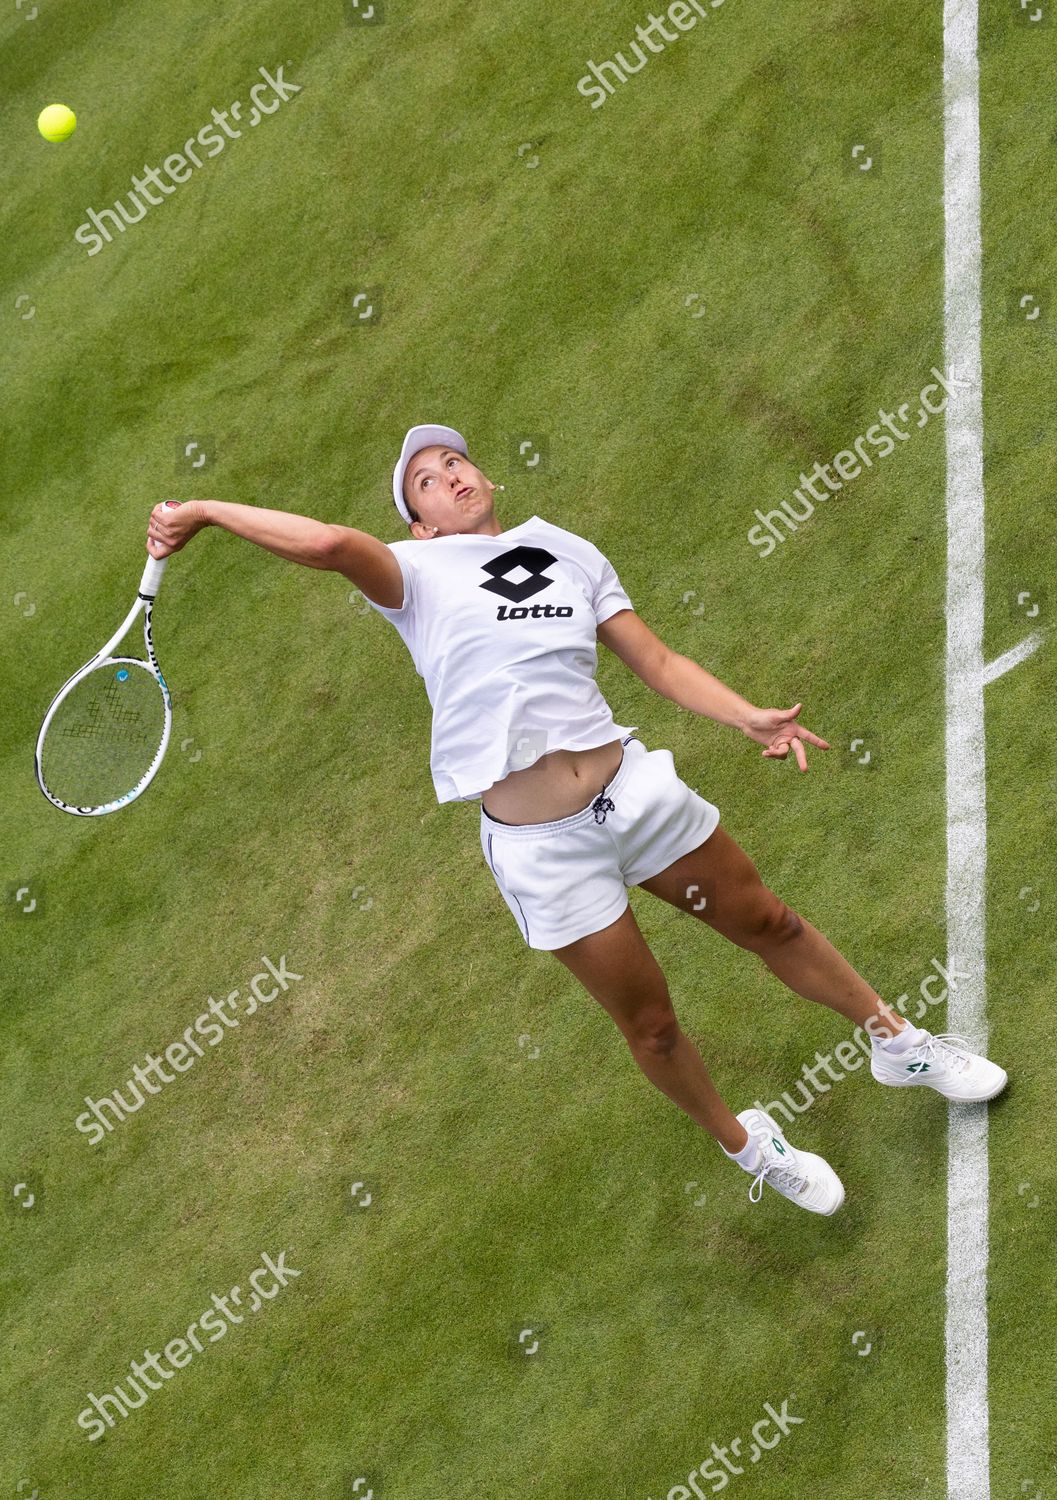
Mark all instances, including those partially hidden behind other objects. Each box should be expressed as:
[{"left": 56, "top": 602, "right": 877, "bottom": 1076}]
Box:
[{"left": 35, "top": 502, "right": 182, "bottom": 816}]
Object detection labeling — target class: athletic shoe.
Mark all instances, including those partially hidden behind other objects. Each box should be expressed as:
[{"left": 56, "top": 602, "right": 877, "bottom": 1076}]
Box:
[
  {"left": 869, "top": 1029, "right": 1008, "bottom": 1102},
  {"left": 734, "top": 1107, "right": 845, "bottom": 1216}
]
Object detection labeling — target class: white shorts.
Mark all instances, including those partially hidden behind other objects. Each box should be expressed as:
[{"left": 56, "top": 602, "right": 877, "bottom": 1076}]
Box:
[{"left": 479, "top": 734, "right": 720, "bottom": 950}]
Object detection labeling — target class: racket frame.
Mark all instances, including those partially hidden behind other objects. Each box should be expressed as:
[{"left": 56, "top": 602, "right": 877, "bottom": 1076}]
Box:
[{"left": 34, "top": 554, "right": 173, "bottom": 817}]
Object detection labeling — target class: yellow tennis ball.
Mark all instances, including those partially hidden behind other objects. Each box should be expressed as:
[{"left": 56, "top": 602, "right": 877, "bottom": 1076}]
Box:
[{"left": 38, "top": 104, "right": 77, "bottom": 142}]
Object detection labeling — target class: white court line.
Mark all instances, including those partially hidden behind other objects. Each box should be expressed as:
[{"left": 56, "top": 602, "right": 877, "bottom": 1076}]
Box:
[
  {"left": 980, "top": 631, "right": 1042, "bottom": 686},
  {"left": 943, "top": 4, "right": 1042, "bottom": 1495},
  {"left": 943, "top": 2, "right": 990, "bottom": 1496}
]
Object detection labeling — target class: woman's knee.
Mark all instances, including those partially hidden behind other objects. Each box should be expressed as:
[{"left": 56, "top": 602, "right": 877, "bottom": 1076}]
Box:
[
  {"left": 724, "top": 888, "right": 803, "bottom": 950},
  {"left": 625, "top": 1003, "right": 680, "bottom": 1057}
]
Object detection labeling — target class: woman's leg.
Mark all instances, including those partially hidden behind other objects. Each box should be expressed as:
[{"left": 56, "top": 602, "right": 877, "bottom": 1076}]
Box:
[
  {"left": 636, "top": 824, "right": 906, "bottom": 1039},
  {"left": 549, "top": 905, "right": 750, "bottom": 1153}
]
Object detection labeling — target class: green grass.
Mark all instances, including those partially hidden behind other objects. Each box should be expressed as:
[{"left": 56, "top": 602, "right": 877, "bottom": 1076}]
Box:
[{"left": 2, "top": 0, "right": 1055, "bottom": 1495}]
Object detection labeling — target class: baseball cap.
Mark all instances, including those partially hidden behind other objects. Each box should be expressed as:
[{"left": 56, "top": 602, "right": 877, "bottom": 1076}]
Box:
[{"left": 392, "top": 424, "right": 468, "bottom": 525}]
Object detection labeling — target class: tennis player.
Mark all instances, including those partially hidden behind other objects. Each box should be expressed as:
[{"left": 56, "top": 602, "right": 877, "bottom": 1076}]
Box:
[{"left": 147, "top": 422, "right": 1008, "bottom": 1216}]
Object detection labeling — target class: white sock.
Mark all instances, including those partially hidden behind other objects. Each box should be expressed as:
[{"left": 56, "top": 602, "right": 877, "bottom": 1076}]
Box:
[
  {"left": 724, "top": 1134, "right": 761, "bottom": 1171},
  {"left": 874, "top": 1022, "right": 926, "bottom": 1055}
]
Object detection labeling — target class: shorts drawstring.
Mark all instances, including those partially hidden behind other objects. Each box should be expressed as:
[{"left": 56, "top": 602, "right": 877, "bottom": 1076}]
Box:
[
  {"left": 592, "top": 788, "right": 616, "bottom": 823},
  {"left": 591, "top": 752, "right": 626, "bottom": 823}
]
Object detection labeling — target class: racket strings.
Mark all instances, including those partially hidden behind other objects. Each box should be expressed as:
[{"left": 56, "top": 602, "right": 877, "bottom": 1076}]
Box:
[
  {"left": 40, "top": 664, "right": 167, "bottom": 808},
  {"left": 58, "top": 676, "right": 154, "bottom": 745}
]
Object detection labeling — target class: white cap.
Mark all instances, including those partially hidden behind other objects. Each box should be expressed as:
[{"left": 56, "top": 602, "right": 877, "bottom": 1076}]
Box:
[{"left": 392, "top": 423, "right": 468, "bottom": 526}]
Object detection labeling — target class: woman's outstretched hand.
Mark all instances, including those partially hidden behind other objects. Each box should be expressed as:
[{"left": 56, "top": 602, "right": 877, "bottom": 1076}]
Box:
[{"left": 741, "top": 703, "right": 830, "bottom": 773}]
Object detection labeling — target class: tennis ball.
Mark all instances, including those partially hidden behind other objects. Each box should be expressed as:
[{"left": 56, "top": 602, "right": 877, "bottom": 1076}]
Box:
[{"left": 38, "top": 104, "right": 77, "bottom": 143}]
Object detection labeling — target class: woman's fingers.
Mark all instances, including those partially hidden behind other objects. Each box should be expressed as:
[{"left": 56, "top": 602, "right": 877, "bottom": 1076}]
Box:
[
  {"left": 147, "top": 511, "right": 175, "bottom": 556},
  {"left": 762, "top": 734, "right": 811, "bottom": 769}
]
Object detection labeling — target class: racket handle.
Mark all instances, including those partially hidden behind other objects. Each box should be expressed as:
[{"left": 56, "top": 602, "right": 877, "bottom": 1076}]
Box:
[
  {"left": 139, "top": 500, "right": 182, "bottom": 597},
  {"left": 139, "top": 554, "right": 169, "bottom": 597}
]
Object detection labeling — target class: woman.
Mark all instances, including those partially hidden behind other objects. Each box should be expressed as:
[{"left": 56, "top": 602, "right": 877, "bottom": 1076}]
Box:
[{"left": 147, "top": 421, "right": 1007, "bottom": 1216}]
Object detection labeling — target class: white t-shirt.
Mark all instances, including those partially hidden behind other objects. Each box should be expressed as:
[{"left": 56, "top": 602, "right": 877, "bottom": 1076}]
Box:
[{"left": 365, "top": 515, "right": 639, "bottom": 803}]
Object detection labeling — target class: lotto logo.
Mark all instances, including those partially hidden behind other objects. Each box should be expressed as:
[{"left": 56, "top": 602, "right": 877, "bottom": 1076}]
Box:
[{"left": 480, "top": 545, "right": 558, "bottom": 604}]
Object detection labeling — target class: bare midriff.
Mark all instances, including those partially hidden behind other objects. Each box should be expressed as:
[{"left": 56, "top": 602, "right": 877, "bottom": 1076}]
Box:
[{"left": 481, "top": 736, "right": 625, "bottom": 825}]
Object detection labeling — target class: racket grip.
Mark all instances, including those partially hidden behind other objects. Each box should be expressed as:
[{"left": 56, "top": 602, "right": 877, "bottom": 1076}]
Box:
[
  {"left": 140, "top": 500, "right": 181, "bottom": 596},
  {"left": 139, "top": 554, "right": 169, "bottom": 598}
]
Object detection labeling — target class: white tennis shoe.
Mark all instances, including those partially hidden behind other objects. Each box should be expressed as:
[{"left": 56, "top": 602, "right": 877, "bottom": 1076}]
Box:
[
  {"left": 734, "top": 1108, "right": 845, "bottom": 1216},
  {"left": 870, "top": 1029, "right": 1008, "bottom": 1102}
]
